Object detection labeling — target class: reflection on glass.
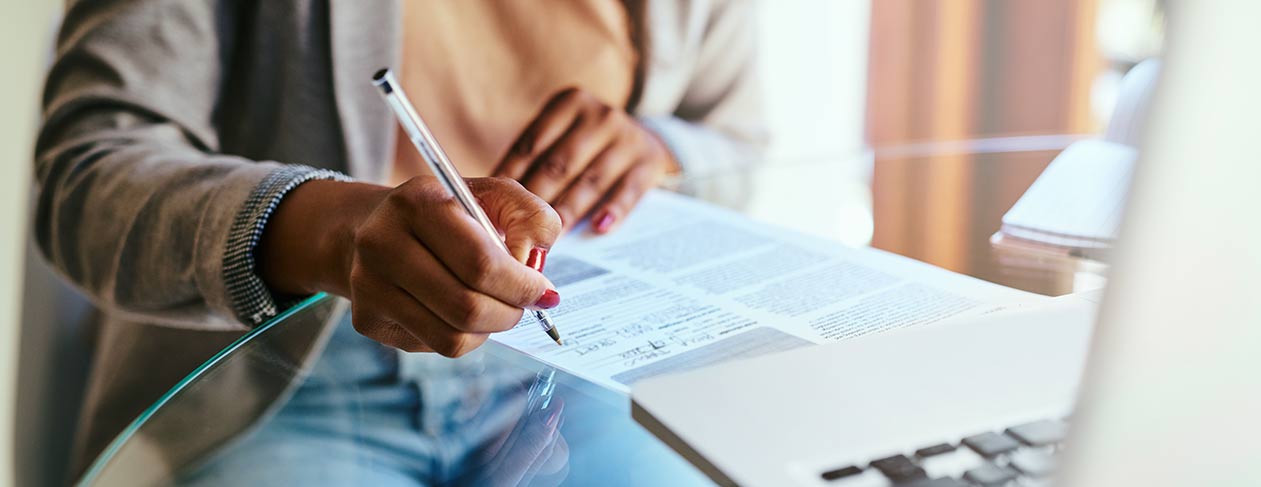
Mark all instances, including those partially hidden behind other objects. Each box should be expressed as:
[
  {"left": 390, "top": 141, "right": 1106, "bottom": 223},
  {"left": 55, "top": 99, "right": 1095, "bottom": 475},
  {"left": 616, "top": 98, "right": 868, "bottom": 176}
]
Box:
[
  {"left": 80, "top": 295, "right": 342, "bottom": 487},
  {"left": 80, "top": 295, "right": 710, "bottom": 486}
]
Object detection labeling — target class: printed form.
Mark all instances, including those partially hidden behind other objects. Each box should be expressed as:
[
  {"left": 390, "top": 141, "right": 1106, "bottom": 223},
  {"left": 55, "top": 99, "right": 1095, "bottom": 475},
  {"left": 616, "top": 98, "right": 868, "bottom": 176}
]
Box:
[{"left": 491, "top": 191, "right": 1045, "bottom": 393}]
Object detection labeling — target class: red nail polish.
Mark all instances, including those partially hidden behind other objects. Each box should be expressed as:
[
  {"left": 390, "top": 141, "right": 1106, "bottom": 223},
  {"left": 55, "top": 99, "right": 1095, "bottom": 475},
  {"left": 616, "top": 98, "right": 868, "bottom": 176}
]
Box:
[
  {"left": 534, "top": 289, "right": 560, "bottom": 309},
  {"left": 526, "top": 247, "right": 549, "bottom": 272},
  {"left": 595, "top": 212, "right": 615, "bottom": 233}
]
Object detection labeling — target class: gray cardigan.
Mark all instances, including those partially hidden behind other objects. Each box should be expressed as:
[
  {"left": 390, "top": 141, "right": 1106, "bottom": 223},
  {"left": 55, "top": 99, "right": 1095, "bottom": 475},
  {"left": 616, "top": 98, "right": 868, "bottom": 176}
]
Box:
[{"left": 36, "top": 0, "right": 765, "bottom": 470}]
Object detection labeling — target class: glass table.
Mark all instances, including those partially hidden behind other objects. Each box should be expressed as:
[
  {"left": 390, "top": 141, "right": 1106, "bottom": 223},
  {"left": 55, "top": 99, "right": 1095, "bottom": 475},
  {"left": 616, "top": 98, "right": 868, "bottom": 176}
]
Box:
[
  {"left": 73, "top": 144, "right": 1106, "bottom": 487},
  {"left": 77, "top": 293, "right": 712, "bottom": 486}
]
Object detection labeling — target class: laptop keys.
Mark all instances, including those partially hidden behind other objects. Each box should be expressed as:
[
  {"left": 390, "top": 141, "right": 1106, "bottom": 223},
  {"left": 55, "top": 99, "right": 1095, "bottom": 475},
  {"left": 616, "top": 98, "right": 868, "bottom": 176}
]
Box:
[
  {"left": 1006, "top": 420, "right": 1068, "bottom": 447},
  {"left": 824, "top": 416, "right": 1070, "bottom": 487},
  {"left": 914, "top": 443, "right": 956, "bottom": 458},
  {"left": 961, "top": 432, "right": 1021, "bottom": 457},
  {"left": 821, "top": 468, "right": 893, "bottom": 486},
  {"left": 902, "top": 479, "right": 971, "bottom": 487},
  {"left": 870, "top": 454, "right": 928, "bottom": 483},
  {"left": 1009, "top": 449, "right": 1058, "bottom": 478},
  {"left": 919, "top": 445, "right": 984, "bottom": 479},
  {"left": 821, "top": 465, "right": 864, "bottom": 481},
  {"left": 963, "top": 463, "right": 1019, "bottom": 485}
]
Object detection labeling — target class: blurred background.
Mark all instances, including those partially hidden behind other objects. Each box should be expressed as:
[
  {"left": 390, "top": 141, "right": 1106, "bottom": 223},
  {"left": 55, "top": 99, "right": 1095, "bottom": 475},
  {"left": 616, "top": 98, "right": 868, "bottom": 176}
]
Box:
[
  {"left": 1, "top": 1, "right": 1164, "bottom": 486},
  {"left": 747, "top": 0, "right": 1162, "bottom": 289}
]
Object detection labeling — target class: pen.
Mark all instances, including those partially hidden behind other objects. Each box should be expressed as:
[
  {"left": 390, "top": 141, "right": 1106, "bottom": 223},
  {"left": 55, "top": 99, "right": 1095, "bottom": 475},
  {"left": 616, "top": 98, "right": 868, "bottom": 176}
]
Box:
[{"left": 371, "top": 68, "right": 563, "bottom": 346}]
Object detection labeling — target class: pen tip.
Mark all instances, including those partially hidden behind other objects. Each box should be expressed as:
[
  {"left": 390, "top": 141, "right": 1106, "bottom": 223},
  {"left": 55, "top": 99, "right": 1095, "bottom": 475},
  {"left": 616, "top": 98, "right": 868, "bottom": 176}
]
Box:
[{"left": 547, "top": 327, "right": 563, "bottom": 346}]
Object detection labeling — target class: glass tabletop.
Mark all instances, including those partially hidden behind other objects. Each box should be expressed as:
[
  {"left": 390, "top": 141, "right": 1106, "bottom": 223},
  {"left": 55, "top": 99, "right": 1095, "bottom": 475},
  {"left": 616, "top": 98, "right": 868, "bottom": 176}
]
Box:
[
  {"left": 71, "top": 137, "right": 1111, "bottom": 487},
  {"left": 78, "top": 293, "right": 711, "bottom": 487}
]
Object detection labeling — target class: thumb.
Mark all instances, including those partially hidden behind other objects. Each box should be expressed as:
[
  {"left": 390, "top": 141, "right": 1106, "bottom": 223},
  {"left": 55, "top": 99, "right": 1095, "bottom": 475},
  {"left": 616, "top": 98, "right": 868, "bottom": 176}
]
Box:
[{"left": 469, "top": 177, "right": 563, "bottom": 264}]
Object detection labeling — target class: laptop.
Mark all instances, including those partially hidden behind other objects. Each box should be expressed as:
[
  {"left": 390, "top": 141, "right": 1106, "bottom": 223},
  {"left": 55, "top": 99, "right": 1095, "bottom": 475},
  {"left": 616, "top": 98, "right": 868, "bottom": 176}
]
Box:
[{"left": 631, "top": 2, "right": 1261, "bottom": 486}]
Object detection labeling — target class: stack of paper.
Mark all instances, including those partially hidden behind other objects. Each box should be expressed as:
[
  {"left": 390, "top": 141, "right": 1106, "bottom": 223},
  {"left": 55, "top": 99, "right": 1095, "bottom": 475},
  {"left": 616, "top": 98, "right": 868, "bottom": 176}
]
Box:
[
  {"left": 996, "top": 59, "right": 1158, "bottom": 264},
  {"left": 492, "top": 191, "right": 1047, "bottom": 393},
  {"left": 997, "top": 139, "right": 1136, "bottom": 261}
]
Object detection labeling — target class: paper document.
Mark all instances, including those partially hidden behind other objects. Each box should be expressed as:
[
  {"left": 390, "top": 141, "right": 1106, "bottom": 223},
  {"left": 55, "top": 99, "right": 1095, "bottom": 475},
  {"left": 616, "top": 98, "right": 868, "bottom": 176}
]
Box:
[
  {"left": 1001, "top": 139, "right": 1135, "bottom": 250},
  {"left": 491, "top": 191, "right": 1045, "bottom": 393}
]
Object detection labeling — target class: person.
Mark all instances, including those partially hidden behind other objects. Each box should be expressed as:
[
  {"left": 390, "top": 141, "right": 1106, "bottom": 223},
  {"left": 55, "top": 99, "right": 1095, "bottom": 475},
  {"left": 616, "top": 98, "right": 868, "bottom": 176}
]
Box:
[{"left": 36, "top": 0, "right": 765, "bottom": 479}]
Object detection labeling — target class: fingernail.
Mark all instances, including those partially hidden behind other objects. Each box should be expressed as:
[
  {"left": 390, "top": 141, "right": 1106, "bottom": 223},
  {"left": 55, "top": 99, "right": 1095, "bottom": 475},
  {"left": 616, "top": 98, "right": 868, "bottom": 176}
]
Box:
[
  {"left": 534, "top": 289, "right": 560, "bottom": 309},
  {"left": 546, "top": 408, "right": 561, "bottom": 428},
  {"left": 526, "top": 247, "right": 549, "bottom": 273},
  {"left": 595, "top": 212, "right": 616, "bottom": 233}
]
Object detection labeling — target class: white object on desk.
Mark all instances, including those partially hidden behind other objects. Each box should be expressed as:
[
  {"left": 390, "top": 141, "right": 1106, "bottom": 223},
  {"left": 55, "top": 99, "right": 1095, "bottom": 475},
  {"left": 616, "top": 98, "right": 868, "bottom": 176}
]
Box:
[
  {"left": 1103, "top": 59, "right": 1162, "bottom": 148},
  {"left": 999, "top": 139, "right": 1136, "bottom": 256},
  {"left": 996, "top": 59, "right": 1160, "bottom": 260},
  {"left": 632, "top": 295, "right": 1098, "bottom": 487}
]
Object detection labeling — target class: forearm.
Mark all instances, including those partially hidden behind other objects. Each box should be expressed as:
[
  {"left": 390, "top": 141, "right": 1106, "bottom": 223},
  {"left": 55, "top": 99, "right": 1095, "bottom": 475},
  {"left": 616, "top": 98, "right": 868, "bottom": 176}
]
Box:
[
  {"left": 35, "top": 0, "right": 362, "bottom": 328},
  {"left": 34, "top": 121, "right": 308, "bottom": 328}
]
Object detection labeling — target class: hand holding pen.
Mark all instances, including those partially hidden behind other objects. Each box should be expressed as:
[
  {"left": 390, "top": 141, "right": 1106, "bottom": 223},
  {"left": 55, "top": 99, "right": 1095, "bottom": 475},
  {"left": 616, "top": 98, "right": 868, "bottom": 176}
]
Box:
[
  {"left": 259, "top": 173, "right": 563, "bottom": 356},
  {"left": 374, "top": 68, "right": 564, "bottom": 345},
  {"left": 255, "top": 69, "right": 564, "bottom": 355}
]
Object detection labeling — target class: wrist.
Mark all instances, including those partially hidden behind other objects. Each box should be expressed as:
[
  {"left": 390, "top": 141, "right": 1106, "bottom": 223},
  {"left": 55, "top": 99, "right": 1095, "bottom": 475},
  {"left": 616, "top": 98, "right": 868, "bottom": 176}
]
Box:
[
  {"left": 638, "top": 121, "right": 682, "bottom": 177},
  {"left": 258, "top": 180, "right": 388, "bottom": 297}
]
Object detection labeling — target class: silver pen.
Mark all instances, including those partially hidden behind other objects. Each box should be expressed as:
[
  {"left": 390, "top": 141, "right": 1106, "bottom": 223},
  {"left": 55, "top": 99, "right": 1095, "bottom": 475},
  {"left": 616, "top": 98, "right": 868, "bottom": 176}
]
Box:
[{"left": 372, "top": 68, "right": 563, "bottom": 346}]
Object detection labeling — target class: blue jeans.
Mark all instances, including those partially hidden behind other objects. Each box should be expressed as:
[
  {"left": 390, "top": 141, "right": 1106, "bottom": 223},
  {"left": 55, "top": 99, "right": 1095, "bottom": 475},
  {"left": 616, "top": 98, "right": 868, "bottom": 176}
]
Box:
[{"left": 174, "top": 315, "right": 568, "bottom": 486}]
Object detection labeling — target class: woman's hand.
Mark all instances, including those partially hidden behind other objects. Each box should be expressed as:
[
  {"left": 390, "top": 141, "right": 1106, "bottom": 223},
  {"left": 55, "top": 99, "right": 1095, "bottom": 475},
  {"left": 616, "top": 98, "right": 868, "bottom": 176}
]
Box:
[
  {"left": 494, "top": 87, "right": 679, "bottom": 234},
  {"left": 258, "top": 176, "right": 562, "bottom": 356}
]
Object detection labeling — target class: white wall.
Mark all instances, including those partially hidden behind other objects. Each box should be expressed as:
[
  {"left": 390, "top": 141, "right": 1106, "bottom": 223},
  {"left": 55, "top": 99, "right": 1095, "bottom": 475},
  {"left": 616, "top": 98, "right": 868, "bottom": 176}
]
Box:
[
  {"left": 748, "top": 1, "right": 873, "bottom": 247},
  {"left": 0, "top": 2, "right": 62, "bottom": 486}
]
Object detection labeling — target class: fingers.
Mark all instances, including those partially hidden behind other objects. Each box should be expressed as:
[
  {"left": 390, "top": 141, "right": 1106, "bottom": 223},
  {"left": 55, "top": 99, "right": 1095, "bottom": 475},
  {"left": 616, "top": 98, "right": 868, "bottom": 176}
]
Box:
[
  {"left": 366, "top": 233, "right": 530, "bottom": 334},
  {"left": 349, "top": 269, "right": 429, "bottom": 352},
  {"left": 378, "top": 286, "right": 489, "bottom": 358},
  {"left": 352, "top": 277, "right": 493, "bottom": 357},
  {"left": 393, "top": 179, "right": 559, "bottom": 312},
  {"left": 590, "top": 163, "right": 660, "bottom": 235},
  {"left": 517, "top": 106, "right": 620, "bottom": 202},
  {"left": 492, "top": 87, "right": 675, "bottom": 236},
  {"left": 352, "top": 200, "right": 530, "bottom": 338},
  {"left": 497, "top": 88, "right": 631, "bottom": 208},
  {"left": 495, "top": 88, "right": 587, "bottom": 181},
  {"left": 349, "top": 177, "right": 560, "bottom": 353},
  {"left": 550, "top": 143, "right": 638, "bottom": 230},
  {"left": 348, "top": 173, "right": 570, "bottom": 356},
  {"left": 349, "top": 278, "right": 482, "bottom": 355},
  {"left": 468, "top": 178, "right": 563, "bottom": 262},
  {"left": 352, "top": 317, "right": 433, "bottom": 353}
]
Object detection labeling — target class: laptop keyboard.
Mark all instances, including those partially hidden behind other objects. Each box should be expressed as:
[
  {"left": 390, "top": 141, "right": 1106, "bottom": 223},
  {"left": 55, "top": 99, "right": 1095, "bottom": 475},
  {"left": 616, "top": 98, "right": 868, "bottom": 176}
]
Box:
[{"left": 819, "top": 418, "right": 1069, "bottom": 486}]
